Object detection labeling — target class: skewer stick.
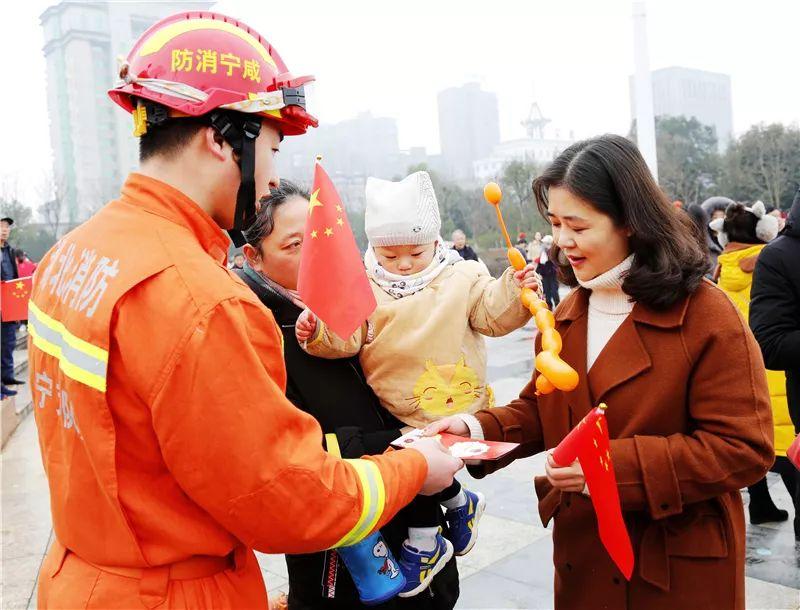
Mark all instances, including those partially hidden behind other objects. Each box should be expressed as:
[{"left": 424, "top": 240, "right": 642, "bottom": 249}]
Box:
[
  {"left": 484, "top": 182, "right": 514, "bottom": 249},
  {"left": 483, "top": 182, "right": 526, "bottom": 271}
]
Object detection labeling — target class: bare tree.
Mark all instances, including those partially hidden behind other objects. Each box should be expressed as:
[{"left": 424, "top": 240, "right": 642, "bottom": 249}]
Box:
[
  {"left": 0, "top": 174, "right": 22, "bottom": 207},
  {"left": 81, "top": 179, "right": 108, "bottom": 219},
  {"left": 723, "top": 124, "right": 800, "bottom": 210},
  {"left": 0, "top": 174, "right": 32, "bottom": 227},
  {"left": 500, "top": 159, "right": 548, "bottom": 239},
  {"left": 37, "top": 170, "right": 67, "bottom": 238}
]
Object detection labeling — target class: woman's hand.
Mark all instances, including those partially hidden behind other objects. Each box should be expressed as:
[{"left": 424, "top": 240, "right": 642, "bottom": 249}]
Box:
[
  {"left": 545, "top": 452, "right": 586, "bottom": 493},
  {"left": 295, "top": 309, "right": 318, "bottom": 343},
  {"left": 514, "top": 263, "right": 543, "bottom": 297},
  {"left": 423, "top": 416, "right": 470, "bottom": 438}
]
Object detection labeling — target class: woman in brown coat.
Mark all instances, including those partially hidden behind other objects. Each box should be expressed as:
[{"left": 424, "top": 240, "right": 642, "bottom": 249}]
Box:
[{"left": 428, "top": 135, "right": 774, "bottom": 609}]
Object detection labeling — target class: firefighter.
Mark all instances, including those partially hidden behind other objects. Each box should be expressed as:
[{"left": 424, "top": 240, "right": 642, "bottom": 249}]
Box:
[{"left": 30, "top": 11, "right": 461, "bottom": 609}]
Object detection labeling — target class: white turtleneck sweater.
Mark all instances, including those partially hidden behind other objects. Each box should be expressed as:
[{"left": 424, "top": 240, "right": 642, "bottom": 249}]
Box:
[
  {"left": 578, "top": 255, "right": 635, "bottom": 371},
  {"left": 457, "top": 255, "right": 636, "bottom": 440}
]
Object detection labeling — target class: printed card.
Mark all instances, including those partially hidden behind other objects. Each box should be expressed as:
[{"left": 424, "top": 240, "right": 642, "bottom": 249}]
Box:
[{"left": 391, "top": 428, "right": 519, "bottom": 461}]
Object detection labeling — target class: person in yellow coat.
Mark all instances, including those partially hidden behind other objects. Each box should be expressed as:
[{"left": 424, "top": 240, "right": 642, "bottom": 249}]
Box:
[{"left": 711, "top": 201, "right": 796, "bottom": 525}]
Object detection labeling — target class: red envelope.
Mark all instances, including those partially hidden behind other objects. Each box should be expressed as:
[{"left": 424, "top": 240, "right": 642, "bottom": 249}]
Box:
[{"left": 391, "top": 429, "right": 519, "bottom": 461}]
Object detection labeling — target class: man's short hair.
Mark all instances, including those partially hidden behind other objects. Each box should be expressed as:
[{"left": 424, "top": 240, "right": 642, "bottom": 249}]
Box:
[
  {"left": 139, "top": 118, "right": 208, "bottom": 162},
  {"left": 452, "top": 229, "right": 466, "bottom": 238}
]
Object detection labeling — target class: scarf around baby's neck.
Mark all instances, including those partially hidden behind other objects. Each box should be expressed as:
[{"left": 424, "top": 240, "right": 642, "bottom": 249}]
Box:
[{"left": 364, "top": 239, "right": 462, "bottom": 299}]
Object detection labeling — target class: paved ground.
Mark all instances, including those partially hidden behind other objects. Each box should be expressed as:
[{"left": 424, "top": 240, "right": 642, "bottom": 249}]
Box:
[{"left": 2, "top": 321, "right": 799, "bottom": 609}]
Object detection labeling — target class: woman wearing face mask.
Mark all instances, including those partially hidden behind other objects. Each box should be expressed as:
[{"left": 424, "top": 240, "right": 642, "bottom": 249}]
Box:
[
  {"left": 427, "top": 135, "right": 774, "bottom": 610},
  {"left": 236, "top": 180, "right": 460, "bottom": 610}
]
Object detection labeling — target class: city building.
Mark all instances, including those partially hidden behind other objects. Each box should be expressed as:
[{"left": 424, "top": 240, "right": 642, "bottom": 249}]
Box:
[
  {"left": 277, "top": 112, "right": 410, "bottom": 210},
  {"left": 473, "top": 102, "right": 575, "bottom": 182},
  {"left": 630, "top": 66, "right": 733, "bottom": 152},
  {"left": 437, "top": 83, "right": 500, "bottom": 181},
  {"left": 41, "top": 1, "right": 213, "bottom": 223}
]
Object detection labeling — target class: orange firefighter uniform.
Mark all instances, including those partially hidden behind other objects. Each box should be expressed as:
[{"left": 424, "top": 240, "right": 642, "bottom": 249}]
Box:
[{"left": 29, "top": 173, "right": 427, "bottom": 609}]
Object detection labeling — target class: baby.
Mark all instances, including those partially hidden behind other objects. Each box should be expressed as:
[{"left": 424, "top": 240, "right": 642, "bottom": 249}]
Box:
[{"left": 296, "top": 171, "right": 540, "bottom": 596}]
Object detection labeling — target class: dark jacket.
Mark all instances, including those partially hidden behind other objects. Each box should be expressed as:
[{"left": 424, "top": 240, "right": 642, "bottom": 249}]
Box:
[
  {"left": 0, "top": 243, "right": 19, "bottom": 281},
  {"left": 751, "top": 189, "right": 800, "bottom": 432},
  {"left": 236, "top": 266, "right": 459, "bottom": 610},
  {"left": 536, "top": 259, "right": 557, "bottom": 278},
  {"left": 453, "top": 244, "right": 478, "bottom": 262}
]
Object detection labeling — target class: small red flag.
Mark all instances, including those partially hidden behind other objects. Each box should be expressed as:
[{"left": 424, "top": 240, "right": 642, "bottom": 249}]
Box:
[
  {"left": 297, "top": 160, "right": 377, "bottom": 339},
  {"left": 552, "top": 404, "right": 634, "bottom": 580},
  {"left": 1, "top": 276, "right": 33, "bottom": 322}
]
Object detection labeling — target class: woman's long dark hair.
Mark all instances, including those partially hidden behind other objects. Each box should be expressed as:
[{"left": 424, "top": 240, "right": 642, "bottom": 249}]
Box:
[
  {"left": 243, "top": 179, "right": 310, "bottom": 248},
  {"left": 532, "top": 134, "right": 708, "bottom": 309}
]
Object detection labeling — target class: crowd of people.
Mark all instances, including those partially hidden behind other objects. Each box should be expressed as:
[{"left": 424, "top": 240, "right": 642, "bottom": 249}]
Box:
[
  {"left": 12, "top": 8, "right": 800, "bottom": 610},
  {"left": 1, "top": 216, "right": 36, "bottom": 399},
  {"left": 448, "top": 228, "right": 562, "bottom": 310},
  {"left": 706, "top": 197, "right": 799, "bottom": 535}
]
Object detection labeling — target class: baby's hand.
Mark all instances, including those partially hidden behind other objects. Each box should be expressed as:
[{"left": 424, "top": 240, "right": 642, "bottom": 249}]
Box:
[
  {"left": 513, "top": 263, "right": 543, "bottom": 297},
  {"left": 296, "top": 309, "right": 318, "bottom": 343}
]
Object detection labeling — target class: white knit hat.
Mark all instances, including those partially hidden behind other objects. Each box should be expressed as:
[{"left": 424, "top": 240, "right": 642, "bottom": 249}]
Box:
[{"left": 365, "top": 171, "right": 441, "bottom": 246}]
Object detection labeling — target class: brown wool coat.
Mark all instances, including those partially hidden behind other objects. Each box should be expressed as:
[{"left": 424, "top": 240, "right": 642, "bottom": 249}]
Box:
[{"left": 472, "top": 280, "right": 774, "bottom": 610}]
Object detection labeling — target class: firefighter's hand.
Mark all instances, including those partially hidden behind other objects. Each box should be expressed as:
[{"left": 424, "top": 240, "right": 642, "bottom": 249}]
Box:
[
  {"left": 407, "top": 437, "right": 464, "bottom": 495},
  {"left": 513, "top": 263, "right": 542, "bottom": 296},
  {"left": 295, "top": 309, "right": 317, "bottom": 343},
  {"left": 545, "top": 452, "right": 586, "bottom": 493}
]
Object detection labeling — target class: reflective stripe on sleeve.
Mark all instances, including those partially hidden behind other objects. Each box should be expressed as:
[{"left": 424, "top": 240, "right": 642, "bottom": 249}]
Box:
[
  {"left": 27, "top": 300, "right": 108, "bottom": 392},
  {"left": 332, "top": 459, "right": 386, "bottom": 548}
]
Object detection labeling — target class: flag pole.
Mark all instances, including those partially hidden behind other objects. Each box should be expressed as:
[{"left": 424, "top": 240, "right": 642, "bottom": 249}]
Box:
[{"left": 552, "top": 403, "right": 608, "bottom": 466}]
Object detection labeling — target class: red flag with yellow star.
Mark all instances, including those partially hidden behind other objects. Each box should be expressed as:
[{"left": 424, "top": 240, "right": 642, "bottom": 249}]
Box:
[
  {"left": 1, "top": 276, "right": 33, "bottom": 322},
  {"left": 552, "top": 404, "right": 634, "bottom": 580},
  {"left": 297, "top": 160, "right": 376, "bottom": 339}
]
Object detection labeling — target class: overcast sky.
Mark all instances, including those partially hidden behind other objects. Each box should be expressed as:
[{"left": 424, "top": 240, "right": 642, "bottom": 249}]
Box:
[{"left": 1, "top": 0, "right": 798, "bottom": 206}]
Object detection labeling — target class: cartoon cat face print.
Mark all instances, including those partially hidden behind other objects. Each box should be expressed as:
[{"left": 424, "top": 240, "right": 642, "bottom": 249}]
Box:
[{"left": 406, "top": 355, "right": 487, "bottom": 416}]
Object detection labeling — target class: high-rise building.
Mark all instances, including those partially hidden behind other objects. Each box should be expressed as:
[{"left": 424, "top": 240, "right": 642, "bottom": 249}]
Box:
[
  {"left": 630, "top": 66, "right": 733, "bottom": 153},
  {"left": 437, "top": 83, "right": 500, "bottom": 182},
  {"left": 41, "top": 1, "right": 213, "bottom": 222},
  {"left": 277, "top": 112, "right": 405, "bottom": 210}
]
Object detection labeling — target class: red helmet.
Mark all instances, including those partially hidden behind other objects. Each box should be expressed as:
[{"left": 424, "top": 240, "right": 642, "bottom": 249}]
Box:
[
  {"left": 108, "top": 11, "right": 318, "bottom": 136},
  {"left": 109, "top": 11, "right": 318, "bottom": 246}
]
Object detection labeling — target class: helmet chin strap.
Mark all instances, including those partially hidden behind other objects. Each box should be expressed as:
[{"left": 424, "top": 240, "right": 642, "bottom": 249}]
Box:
[{"left": 209, "top": 112, "right": 262, "bottom": 248}]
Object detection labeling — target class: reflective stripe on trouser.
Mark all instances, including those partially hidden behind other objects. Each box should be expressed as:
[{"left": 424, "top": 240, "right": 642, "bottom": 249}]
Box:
[
  {"left": 27, "top": 300, "right": 108, "bottom": 392},
  {"left": 332, "top": 459, "right": 386, "bottom": 548}
]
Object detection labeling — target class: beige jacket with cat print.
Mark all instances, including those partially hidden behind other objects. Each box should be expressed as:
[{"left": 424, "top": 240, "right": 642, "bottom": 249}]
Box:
[{"left": 304, "top": 261, "right": 531, "bottom": 428}]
